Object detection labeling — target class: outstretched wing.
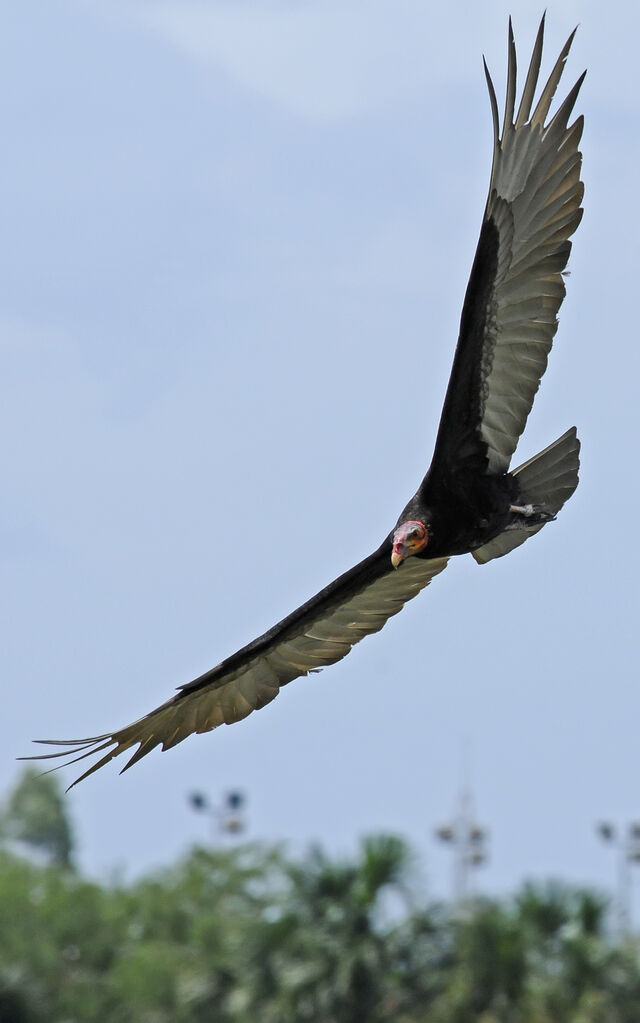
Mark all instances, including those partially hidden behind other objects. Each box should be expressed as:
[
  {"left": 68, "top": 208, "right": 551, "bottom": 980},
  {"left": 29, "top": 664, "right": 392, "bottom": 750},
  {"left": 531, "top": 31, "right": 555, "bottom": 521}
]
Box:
[
  {"left": 430, "top": 16, "right": 584, "bottom": 478},
  {"left": 26, "top": 549, "right": 448, "bottom": 787}
]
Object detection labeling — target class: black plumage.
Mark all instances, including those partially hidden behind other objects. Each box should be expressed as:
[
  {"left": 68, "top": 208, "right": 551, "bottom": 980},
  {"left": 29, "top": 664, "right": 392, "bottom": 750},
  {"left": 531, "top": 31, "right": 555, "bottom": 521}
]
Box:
[{"left": 26, "top": 17, "right": 584, "bottom": 786}]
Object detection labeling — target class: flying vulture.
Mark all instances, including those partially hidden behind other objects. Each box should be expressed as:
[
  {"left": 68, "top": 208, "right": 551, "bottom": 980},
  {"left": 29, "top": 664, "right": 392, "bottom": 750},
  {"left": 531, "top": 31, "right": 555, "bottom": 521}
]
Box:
[{"left": 27, "top": 17, "right": 584, "bottom": 787}]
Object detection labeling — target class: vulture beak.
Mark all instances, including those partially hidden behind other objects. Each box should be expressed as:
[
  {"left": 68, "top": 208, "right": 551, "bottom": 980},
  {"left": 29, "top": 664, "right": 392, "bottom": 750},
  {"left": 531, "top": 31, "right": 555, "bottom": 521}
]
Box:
[
  {"left": 391, "top": 520, "right": 429, "bottom": 568},
  {"left": 391, "top": 545, "right": 406, "bottom": 569}
]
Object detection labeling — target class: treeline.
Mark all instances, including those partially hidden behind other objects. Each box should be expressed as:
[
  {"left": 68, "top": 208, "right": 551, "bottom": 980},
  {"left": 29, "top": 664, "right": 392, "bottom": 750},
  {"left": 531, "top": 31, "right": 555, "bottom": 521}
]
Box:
[{"left": 2, "top": 770, "right": 640, "bottom": 1022}]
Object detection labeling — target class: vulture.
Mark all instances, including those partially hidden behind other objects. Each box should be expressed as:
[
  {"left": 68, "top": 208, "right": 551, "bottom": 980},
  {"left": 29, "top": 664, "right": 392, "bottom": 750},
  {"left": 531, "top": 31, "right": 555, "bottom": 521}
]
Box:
[{"left": 27, "top": 17, "right": 584, "bottom": 787}]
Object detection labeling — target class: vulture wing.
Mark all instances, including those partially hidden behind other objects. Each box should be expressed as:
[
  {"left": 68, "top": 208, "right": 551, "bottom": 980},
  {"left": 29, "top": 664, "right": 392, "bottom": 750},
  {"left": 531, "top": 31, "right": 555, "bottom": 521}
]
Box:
[
  {"left": 29, "top": 549, "right": 449, "bottom": 787},
  {"left": 429, "top": 16, "right": 584, "bottom": 478}
]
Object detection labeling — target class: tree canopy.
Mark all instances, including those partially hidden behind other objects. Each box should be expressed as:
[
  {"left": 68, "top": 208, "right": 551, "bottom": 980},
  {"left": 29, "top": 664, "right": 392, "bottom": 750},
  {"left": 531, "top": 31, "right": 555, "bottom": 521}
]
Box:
[{"left": 1, "top": 769, "right": 640, "bottom": 1022}]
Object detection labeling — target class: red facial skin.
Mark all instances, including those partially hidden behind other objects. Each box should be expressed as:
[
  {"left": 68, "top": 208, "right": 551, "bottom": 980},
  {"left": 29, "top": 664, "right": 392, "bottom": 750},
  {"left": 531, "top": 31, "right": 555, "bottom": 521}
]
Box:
[{"left": 391, "top": 520, "right": 429, "bottom": 568}]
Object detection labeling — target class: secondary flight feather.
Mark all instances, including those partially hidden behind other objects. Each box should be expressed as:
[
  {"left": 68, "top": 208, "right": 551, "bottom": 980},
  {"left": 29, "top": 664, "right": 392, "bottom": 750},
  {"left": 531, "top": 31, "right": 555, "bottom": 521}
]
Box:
[{"left": 26, "top": 17, "right": 585, "bottom": 787}]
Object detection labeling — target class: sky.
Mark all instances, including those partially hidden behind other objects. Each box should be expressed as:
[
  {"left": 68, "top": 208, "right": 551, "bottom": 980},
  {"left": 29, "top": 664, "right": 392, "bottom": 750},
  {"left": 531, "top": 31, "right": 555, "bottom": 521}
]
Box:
[{"left": 1, "top": 0, "right": 638, "bottom": 912}]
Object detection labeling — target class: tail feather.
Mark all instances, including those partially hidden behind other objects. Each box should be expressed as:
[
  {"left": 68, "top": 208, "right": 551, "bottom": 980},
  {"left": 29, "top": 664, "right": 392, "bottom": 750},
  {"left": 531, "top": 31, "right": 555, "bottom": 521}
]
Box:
[
  {"left": 512, "top": 426, "right": 580, "bottom": 508},
  {"left": 472, "top": 427, "right": 580, "bottom": 565}
]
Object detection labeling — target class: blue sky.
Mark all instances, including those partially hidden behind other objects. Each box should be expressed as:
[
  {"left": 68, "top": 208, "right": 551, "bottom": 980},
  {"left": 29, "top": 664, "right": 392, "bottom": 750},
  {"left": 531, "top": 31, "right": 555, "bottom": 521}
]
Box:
[{"left": 2, "top": 0, "right": 639, "bottom": 909}]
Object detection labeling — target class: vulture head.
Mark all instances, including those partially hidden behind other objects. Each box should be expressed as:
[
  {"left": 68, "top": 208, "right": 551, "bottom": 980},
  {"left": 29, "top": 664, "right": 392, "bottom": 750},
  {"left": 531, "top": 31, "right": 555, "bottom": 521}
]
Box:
[{"left": 391, "top": 520, "right": 429, "bottom": 567}]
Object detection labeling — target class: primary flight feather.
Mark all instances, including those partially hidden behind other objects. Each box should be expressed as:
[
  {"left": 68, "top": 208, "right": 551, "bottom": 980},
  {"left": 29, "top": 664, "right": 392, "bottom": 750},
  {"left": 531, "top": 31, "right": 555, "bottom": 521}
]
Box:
[{"left": 26, "top": 17, "right": 584, "bottom": 787}]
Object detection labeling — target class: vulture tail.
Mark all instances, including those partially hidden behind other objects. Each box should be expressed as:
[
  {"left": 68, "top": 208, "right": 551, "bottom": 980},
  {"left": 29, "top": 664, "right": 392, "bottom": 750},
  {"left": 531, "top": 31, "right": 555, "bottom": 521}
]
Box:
[{"left": 472, "top": 427, "right": 580, "bottom": 565}]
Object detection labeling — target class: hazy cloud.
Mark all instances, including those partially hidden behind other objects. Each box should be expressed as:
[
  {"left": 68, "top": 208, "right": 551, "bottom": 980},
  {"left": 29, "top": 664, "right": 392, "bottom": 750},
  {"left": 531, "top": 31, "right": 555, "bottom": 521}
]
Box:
[{"left": 125, "top": 0, "right": 489, "bottom": 120}]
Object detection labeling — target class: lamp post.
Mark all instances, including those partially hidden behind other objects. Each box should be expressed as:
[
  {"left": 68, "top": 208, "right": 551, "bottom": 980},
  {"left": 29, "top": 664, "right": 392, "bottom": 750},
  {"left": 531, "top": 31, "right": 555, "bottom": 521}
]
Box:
[
  {"left": 435, "top": 786, "right": 488, "bottom": 911},
  {"left": 189, "top": 789, "right": 247, "bottom": 841},
  {"left": 597, "top": 820, "right": 640, "bottom": 936}
]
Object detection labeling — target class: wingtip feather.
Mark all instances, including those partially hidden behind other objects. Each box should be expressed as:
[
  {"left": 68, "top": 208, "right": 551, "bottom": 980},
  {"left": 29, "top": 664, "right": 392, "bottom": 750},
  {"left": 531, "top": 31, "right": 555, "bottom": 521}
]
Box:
[
  {"left": 530, "top": 26, "right": 579, "bottom": 128},
  {"left": 514, "top": 15, "right": 545, "bottom": 128},
  {"left": 484, "top": 58, "right": 500, "bottom": 162},
  {"left": 504, "top": 17, "right": 517, "bottom": 132}
]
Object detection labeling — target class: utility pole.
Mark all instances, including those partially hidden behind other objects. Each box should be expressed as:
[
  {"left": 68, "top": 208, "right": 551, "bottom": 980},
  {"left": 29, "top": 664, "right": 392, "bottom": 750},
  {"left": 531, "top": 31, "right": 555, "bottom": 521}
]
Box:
[
  {"left": 596, "top": 821, "right": 640, "bottom": 936},
  {"left": 435, "top": 784, "right": 488, "bottom": 911}
]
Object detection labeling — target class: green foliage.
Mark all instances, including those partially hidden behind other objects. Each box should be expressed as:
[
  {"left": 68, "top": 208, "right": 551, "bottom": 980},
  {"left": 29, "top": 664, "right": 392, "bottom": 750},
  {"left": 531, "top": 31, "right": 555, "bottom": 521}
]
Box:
[
  {"left": 0, "top": 767, "right": 74, "bottom": 868},
  {"left": 243, "top": 834, "right": 417, "bottom": 1022},
  {"left": 1, "top": 789, "right": 640, "bottom": 1022}
]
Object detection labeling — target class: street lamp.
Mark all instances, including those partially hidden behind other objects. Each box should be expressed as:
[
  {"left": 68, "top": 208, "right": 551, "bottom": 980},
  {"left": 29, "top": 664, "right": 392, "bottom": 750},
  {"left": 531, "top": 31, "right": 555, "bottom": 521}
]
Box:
[
  {"left": 596, "top": 820, "right": 640, "bottom": 935},
  {"left": 189, "top": 789, "right": 247, "bottom": 840},
  {"left": 435, "top": 787, "right": 488, "bottom": 911}
]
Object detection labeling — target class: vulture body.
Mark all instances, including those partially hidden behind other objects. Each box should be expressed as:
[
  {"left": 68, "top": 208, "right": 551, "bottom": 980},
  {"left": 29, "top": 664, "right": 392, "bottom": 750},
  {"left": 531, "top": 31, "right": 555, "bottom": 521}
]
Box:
[{"left": 28, "top": 18, "right": 584, "bottom": 787}]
